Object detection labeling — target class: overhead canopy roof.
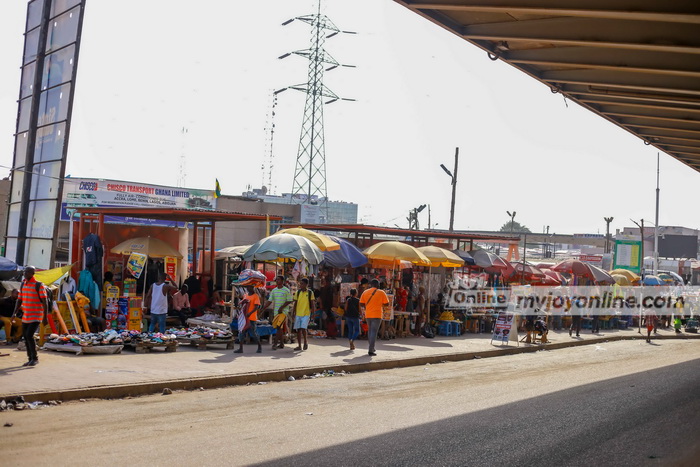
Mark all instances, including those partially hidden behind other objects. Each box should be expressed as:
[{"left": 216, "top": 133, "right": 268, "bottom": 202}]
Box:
[
  {"left": 280, "top": 223, "right": 519, "bottom": 242},
  {"left": 74, "top": 207, "right": 282, "bottom": 223},
  {"left": 394, "top": 1, "right": 700, "bottom": 172}
]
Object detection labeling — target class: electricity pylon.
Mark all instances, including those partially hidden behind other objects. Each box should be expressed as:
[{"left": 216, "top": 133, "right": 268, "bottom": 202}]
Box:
[{"left": 277, "top": 0, "right": 354, "bottom": 222}]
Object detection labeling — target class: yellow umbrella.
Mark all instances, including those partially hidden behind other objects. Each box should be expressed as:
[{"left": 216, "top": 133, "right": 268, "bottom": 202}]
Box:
[
  {"left": 612, "top": 274, "right": 631, "bottom": 286},
  {"left": 273, "top": 227, "right": 340, "bottom": 251},
  {"left": 417, "top": 246, "right": 465, "bottom": 268},
  {"left": 363, "top": 241, "right": 431, "bottom": 266},
  {"left": 610, "top": 269, "right": 641, "bottom": 284},
  {"left": 110, "top": 236, "right": 183, "bottom": 259}
]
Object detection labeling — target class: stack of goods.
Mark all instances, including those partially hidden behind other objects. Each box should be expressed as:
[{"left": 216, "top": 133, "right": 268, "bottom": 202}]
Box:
[
  {"left": 105, "top": 293, "right": 120, "bottom": 329},
  {"left": 45, "top": 330, "right": 125, "bottom": 346},
  {"left": 232, "top": 269, "right": 266, "bottom": 287},
  {"left": 120, "top": 330, "right": 178, "bottom": 345},
  {"left": 123, "top": 278, "right": 137, "bottom": 296},
  {"left": 438, "top": 311, "right": 456, "bottom": 321},
  {"left": 44, "top": 329, "right": 179, "bottom": 346},
  {"left": 169, "top": 327, "right": 233, "bottom": 340}
]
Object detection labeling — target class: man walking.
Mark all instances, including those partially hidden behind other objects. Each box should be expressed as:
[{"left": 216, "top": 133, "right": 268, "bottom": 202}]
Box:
[
  {"left": 360, "top": 279, "right": 390, "bottom": 357},
  {"left": 13, "top": 266, "right": 48, "bottom": 366},
  {"left": 292, "top": 278, "right": 315, "bottom": 351},
  {"left": 264, "top": 276, "right": 293, "bottom": 350}
]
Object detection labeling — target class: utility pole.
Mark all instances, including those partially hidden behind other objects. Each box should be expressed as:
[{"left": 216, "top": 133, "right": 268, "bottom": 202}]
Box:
[
  {"left": 440, "top": 147, "right": 459, "bottom": 232},
  {"left": 631, "top": 219, "right": 645, "bottom": 275},
  {"left": 604, "top": 217, "right": 614, "bottom": 253},
  {"left": 653, "top": 153, "right": 660, "bottom": 276}
]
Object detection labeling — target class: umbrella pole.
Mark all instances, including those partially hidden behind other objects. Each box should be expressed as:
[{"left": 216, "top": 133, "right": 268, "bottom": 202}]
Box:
[{"left": 142, "top": 255, "right": 149, "bottom": 331}]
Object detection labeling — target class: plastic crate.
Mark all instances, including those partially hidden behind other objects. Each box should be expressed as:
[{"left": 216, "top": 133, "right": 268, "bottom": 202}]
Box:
[{"left": 437, "top": 321, "right": 452, "bottom": 336}]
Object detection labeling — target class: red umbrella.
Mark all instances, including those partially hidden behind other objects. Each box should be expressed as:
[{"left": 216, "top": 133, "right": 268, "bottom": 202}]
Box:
[
  {"left": 542, "top": 269, "right": 567, "bottom": 284},
  {"left": 510, "top": 261, "right": 546, "bottom": 282},
  {"left": 468, "top": 249, "right": 514, "bottom": 276},
  {"left": 536, "top": 275, "right": 562, "bottom": 286},
  {"left": 551, "top": 259, "right": 594, "bottom": 280}
]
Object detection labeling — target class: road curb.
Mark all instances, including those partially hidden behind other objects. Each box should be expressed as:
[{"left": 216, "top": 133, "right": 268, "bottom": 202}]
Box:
[{"left": 4, "top": 333, "right": 699, "bottom": 403}]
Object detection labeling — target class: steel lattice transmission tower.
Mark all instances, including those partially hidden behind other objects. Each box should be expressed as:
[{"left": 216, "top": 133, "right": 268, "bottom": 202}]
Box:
[{"left": 277, "top": 1, "right": 354, "bottom": 221}]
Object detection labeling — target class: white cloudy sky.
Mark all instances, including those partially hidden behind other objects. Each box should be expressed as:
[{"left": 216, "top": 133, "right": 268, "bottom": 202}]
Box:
[{"left": 1, "top": 0, "right": 698, "bottom": 235}]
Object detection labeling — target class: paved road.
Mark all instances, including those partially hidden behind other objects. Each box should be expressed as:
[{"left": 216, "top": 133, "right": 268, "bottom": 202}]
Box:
[{"left": 4, "top": 340, "right": 699, "bottom": 466}]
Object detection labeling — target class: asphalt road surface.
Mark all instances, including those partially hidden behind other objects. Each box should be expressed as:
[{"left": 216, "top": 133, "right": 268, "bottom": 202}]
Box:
[{"left": 4, "top": 340, "right": 699, "bottom": 466}]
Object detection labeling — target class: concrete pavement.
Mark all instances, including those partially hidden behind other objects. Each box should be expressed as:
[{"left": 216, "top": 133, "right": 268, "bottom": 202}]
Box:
[{"left": 1, "top": 326, "right": 697, "bottom": 402}]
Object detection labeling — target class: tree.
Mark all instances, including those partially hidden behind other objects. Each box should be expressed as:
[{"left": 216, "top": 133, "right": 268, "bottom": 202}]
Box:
[{"left": 499, "top": 220, "right": 531, "bottom": 233}]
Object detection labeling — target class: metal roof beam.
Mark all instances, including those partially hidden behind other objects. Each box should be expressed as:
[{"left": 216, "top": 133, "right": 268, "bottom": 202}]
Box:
[
  {"left": 462, "top": 17, "right": 700, "bottom": 54},
  {"left": 580, "top": 99, "right": 700, "bottom": 116},
  {"left": 543, "top": 70, "right": 700, "bottom": 96},
  {"left": 404, "top": 1, "right": 700, "bottom": 24},
  {"left": 659, "top": 145, "right": 700, "bottom": 154},
  {"left": 600, "top": 111, "right": 700, "bottom": 126},
  {"left": 562, "top": 84, "right": 700, "bottom": 107},
  {"left": 622, "top": 122, "right": 700, "bottom": 136},
  {"left": 505, "top": 47, "right": 700, "bottom": 78},
  {"left": 638, "top": 132, "right": 700, "bottom": 144}
]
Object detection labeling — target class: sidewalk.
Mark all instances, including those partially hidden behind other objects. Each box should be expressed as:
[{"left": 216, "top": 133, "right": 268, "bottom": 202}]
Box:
[{"left": 1, "top": 327, "right": 697, "bottom": 402}]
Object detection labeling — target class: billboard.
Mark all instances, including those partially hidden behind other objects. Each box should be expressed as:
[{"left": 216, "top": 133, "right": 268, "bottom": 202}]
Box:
[
  {"left": 658, "top": 235, "right": 698, "bottom": 259},
  {"left": 61, "top": 178, "right": 217, "bottom": 227},
  {"left": 613, "top": 239, "right": 642, "bottom": 274}
]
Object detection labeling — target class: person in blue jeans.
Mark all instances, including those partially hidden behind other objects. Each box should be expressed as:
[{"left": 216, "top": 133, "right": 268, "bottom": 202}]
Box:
[
  {"left": 144, "top": 272, "right": 176, "bottom": 333},
  {"left": 344, "top": 289, "right": 361, "bottom": 351}
]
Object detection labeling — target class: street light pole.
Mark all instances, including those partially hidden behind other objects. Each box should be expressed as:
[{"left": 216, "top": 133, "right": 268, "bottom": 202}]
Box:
[
  {"left": 506, "top": 211, "right": 516, "bottom": 236},
  {"left": 654, "top": 154, "right": 660, "bottom": 276},
  {"left": 604, "top": 217, "right": 614, "bottom": 253},
  {"left": 440, "top": 147, "right": 459, "bottom": 232}
]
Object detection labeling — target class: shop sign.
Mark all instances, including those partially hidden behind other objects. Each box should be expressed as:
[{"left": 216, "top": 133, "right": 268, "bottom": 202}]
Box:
[
  {"left": 578, "top": 255, "right": 603, "bottom": 265},
  {"left": 165, "top": 256, "right": 177, "bottom": 282},
  {"left": 60, "top": 177, "right": 217, "bottom": 225}
]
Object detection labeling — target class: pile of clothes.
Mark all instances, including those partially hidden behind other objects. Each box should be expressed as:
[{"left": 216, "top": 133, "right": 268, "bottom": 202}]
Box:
[{"left": 232, "top": 269, "right": 266, "bottom": 287}]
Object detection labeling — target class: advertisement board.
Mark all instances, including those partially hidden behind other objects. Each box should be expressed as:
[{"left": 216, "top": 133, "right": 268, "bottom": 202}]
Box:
[
  {"left": 613, "top": 239, "right": 642, "bottom": 274},
  {"left": 491, "top": 312, "right": 516, "bottom": 343},
  {"left": 60, "top": 177, "right": 217, "bottom": 226}
]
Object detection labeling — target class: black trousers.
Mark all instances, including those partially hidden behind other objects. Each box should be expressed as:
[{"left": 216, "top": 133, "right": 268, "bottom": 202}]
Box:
[
  {"left": 570, "top": 316, "right": 582, "bottom": 336},
  {"left": 22, "top": 321, "right": 40, "bottom": 362}
]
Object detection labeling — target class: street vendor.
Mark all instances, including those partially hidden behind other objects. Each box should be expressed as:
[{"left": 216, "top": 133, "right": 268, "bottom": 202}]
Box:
[
  {"left": 264, "top": 276, "right": 293, "bottom": 350},
  {"left": 13, "top": 266, "right": 48, "bottom": 366}
]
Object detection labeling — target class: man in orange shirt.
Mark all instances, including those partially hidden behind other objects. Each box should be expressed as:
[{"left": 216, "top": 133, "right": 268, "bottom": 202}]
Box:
[
  {"left": 13, "top": 266, "right": 48, "bottom": 366},
  {"left": 234, "top": 285, "right": 262, "bottom": 354},
  {"left": 359, "top": 279, "right": 389, "bottom": 357}
]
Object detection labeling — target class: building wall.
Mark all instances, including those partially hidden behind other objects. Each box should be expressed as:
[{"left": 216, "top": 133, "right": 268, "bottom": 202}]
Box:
[{"left": 214, "top": 196, "right": 300, "bottom": 248}]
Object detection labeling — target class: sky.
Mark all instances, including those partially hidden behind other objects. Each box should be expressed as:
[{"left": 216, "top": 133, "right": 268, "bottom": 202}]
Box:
[{"left": 1, "top": 0, "right": 699, "bottom": 237}]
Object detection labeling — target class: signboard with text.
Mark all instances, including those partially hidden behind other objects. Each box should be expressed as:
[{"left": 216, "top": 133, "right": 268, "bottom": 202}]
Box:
[
  {"left": 613, "top": 239, "right": 642, "bottom": 274},
  {"left": 60, "top": 177, "right": 217, "bottom": 226}
]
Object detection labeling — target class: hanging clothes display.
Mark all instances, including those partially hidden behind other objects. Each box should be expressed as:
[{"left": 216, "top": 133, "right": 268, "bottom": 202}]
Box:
[
  {"left": 83, "top": 233, "right": 104, "bottom": 285},
  {"left": 78, "top": 269, "right": 101, "bottom": 311}
]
